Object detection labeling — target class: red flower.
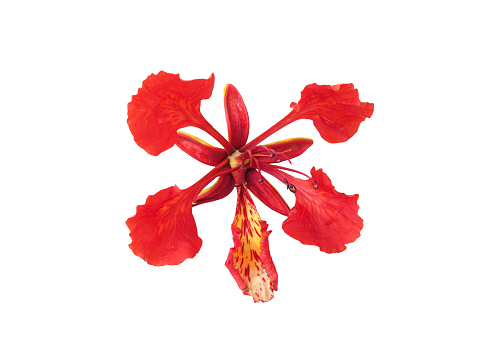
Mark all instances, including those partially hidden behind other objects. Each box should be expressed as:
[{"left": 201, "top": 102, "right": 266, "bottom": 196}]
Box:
[{"left": 126, "top": 71, "right": 374, "bottom": 302}]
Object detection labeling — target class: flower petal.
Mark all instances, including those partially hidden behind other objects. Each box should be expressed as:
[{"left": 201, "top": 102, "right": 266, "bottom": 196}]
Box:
[
  {"left": 126, "top": 185, "right": 202, "bottom": 266},
  {"left": 245, "top": 170, "right": 290, "bottom": 216},
  {"left": 127, "top": 158, "right": 232, "bottom": 265},
  {"left": 224, "top": 84, "right": 249, "bottom": 149},
  {"left": 282, "top": 167, "right": 363, "bottom": 253},
  {"left": 128, "top": 71, "right": 232, "bottom": 156},
  {"left": 253, "top": 137, "right": 313, "bottom": 164},
  {"left": 264, "top": 165, "right": 362, "bottom": 253},
  {"left": 176, "top": 131, "right": 227, "bottom": 166},
  {"left": 225, "top": 187, "right": 278, "bottom": 302},
  {"left": 289, "top": 83, "right": 374, "bottom": 143}
]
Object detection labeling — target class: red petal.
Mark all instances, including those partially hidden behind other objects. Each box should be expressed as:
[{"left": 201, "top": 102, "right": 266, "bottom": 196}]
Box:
[
  {"left": 253, "top": 137, "right": 313, "bottom": 164},
  {"left": 290, "top": 83, "right": 374, "bottom": 143},
  {"left": 127, "top": 71, "right": 217, "bottom": 156},
  {"left": 126, "top": 186, "right": 202, "bottom": 266},
  {"left": 224, "top": 84, "right": 249, "bottom": 149},
  {"left": 245, "top": 170, "right": 290, "bottom": 216},
  {"left": 176, "top": 131, "right": 227, "bottom": 166},
  {"left": 269, "top": 167, "right": 363, "bottom": 253},
  {"left": 225, "top": 187, "right": 278, "bottom": 302}
]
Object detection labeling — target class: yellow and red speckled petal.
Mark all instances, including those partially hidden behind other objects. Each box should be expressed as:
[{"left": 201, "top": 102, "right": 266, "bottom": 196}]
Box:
[{"left": 225, "top": 187, "right": 278, "bottom": 302}]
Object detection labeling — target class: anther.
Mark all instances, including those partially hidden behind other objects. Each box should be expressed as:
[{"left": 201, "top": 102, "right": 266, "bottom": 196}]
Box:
[
  {"left": 191, "top": 201, "right": 197, "bottom": 207},
  {"left": 284, "top": 178, "right": 297, "bottom": 193},
  {"left": 258, "top": 178, "right": 264, "bottom": 183},
  {"left": 233, "top": 182, "right": 243, "bottom": 188},
  {"left": 312, "top": 181, "right": 318, "bottom": 190},
  {"left": 255, "top": 145, "right": 277, "bottom": 160}
]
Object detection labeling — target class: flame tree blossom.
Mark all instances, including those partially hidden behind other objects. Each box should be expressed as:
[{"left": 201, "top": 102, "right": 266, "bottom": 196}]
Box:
[{"left": 126, "top": 71, "right": 374, "bottom": 302}]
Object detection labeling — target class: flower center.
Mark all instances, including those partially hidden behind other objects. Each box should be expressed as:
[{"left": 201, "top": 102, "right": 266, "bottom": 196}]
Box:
[
  {"left": 228, "top": 150, "right": 249, "bottom": 169},
  {"left": 227, "top": 150, "right": 254, "bottom": 187}
]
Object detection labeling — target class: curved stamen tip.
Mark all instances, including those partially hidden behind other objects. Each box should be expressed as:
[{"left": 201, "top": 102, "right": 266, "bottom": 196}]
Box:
[
  {"left": 284, "top": 178, "right": 297, "bottom": 193},
  {"left": 233, "top": 182, "right": 243, "bottom": 188},
  {"left": 191, "top": 201, "right": 198, "bottom": 206},
  {"left": 312, "top": 181, "right": 318, "bottom": 190}
]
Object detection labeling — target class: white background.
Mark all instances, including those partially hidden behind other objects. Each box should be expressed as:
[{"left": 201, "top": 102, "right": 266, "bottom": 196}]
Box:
[{"left": 1, "top": 1, "right": 478, "bottom": 358}]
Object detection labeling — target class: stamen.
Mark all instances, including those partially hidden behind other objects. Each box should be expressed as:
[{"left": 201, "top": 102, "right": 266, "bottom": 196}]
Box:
[
  {"left": 254, "top": 145, "right": 295, "bottom": 164},
  {"left": 258, "top": 162, "right": 304, "bottom": 195},
  {"left": 284, "top": 178, "right": 297, "bottom": 193},
  {"left": 246, "top": 149, "right": 254, "bottom": 164},
  {"left": 266, "top": 164, "right": 310, "bottom": 179},
  {"left": 214, "top": 166, "right": 240, "bottom": 178},
  {"left": 249, "top": 159, "right": 266, "bottom": 185},
  {"left": 236, "top": 162, "right": 246, "bottom": 187},
  {"left": 255, "top": 145, "right": 277, "bottom": 159},
  {"left": 251, "top": 156, "right": 262, "bottom": 175},
  {"left": 273, "top": 151, "right": 292, "bottom": 164},
  {"left": 250, "top": 153, "right": 273, "bottom": 158},
  {"left": 312, "top": 181, "right": 318, "bottom": 190},
  {"left": 229, "top": 151, "right": 266, "bottom": 188}
]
